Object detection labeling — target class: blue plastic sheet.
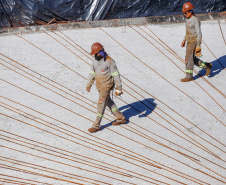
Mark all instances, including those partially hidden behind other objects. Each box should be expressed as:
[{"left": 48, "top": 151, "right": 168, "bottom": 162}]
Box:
[{"left": 0, "top": 0, "right": 225, "bottom": 28}]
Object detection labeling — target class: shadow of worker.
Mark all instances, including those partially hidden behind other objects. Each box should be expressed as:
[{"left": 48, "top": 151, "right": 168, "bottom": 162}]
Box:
[
  {"left": 101, "top": 98, "right": 156, "bottom": 130},
  {"left": 193, "top": 55, "right": 226, "bottom": 80},
  {"left": 209, "top": 55, "right": 226, "bottom": 78},
  {"left": 119, "top": 98, "right": 157, "bottom": 122}
]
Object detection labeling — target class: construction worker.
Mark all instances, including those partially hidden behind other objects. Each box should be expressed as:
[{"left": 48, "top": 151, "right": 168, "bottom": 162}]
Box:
[
  {"left": 181, "top": 2, "right": 212, "bottom": 82},
  {"left": 86, "top": 42, "right": 126, "bottom": 133}
]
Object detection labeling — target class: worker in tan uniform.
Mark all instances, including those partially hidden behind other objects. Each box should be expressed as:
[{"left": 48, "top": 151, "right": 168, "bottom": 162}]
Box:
[
  {"left": 86, "top": 42, "right": 126, "bottom": 133},
  {"left": 181, "top": 2, "right": 212, "bottom": 82}
]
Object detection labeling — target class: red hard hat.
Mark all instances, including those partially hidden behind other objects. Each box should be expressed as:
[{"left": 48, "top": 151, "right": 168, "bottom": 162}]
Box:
[
  {"left": 182, "top": 2, "right": 194, "bottom": 13},
  {"left": 90, "top": 42, "right": 104, "bottom": 55}
]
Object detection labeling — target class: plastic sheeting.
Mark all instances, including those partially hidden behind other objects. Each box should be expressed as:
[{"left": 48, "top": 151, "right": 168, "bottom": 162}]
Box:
[{"left": 0, "top": 0, "right": 226, "bottom": 28}]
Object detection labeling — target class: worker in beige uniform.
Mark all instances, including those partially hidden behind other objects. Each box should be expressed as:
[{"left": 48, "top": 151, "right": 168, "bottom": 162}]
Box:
[
  {"left": 86, "top": 42, "right": 126, "bottom": 133},
  {"left": 181, "top": 2, "right": 212, "bottom": 82}
]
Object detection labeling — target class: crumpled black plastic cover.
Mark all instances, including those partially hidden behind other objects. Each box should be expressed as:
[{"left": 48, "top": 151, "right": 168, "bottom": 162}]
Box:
[{"left": 0, "top": 0, "right": 226, "bottom": 28}]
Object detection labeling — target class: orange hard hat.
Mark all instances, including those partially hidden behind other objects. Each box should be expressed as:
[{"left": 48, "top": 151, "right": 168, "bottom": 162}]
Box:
[
  {"left": 90, "top": 42, "right": 104, "bottom": 55},
  {"left": 182, "top": 2, "right": 194, "bottom": 13}
]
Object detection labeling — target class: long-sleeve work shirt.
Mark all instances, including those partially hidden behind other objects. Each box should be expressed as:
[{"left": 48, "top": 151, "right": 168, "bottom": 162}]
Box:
[
  {"left": 87, "top": 56, "right": 122, "bottom": 91},
  {"left": 184, "top": 15, "right": 202, "bottom": 45}
]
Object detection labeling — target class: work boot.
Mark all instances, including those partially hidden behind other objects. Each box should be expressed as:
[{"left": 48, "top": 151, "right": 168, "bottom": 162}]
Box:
[
  {"left": 181, "top": 72, "right": 193, "bottom": 82},
  {"left": 205, "top": 63, "right": 212, "bottom": 76},
  {"left": 112, "top": 118, "right": 126, "bottom": 126},
  {"left": 88, "top": 127, "right": 100, "bottom": 133},
  {"left": 181, "top": 77, "right": 194, "bottom": 82}
]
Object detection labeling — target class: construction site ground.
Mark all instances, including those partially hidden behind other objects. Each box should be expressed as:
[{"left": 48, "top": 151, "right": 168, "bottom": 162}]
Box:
[{"left": 0, "top": 19, "right": 226, "bottom": 184}]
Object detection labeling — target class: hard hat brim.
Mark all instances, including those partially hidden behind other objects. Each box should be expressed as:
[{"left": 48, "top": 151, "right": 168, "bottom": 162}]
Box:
[{"left": 90, "top": 51, "right": 96, "bottom": 55}]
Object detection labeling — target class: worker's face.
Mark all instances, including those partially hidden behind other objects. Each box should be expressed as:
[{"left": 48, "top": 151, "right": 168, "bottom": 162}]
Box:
[
  {"left": 94, "top": 53, "right": 102, "bottom": 61},
  {"left": 184, "top": 11, "right": 192, "bottom": 19}
]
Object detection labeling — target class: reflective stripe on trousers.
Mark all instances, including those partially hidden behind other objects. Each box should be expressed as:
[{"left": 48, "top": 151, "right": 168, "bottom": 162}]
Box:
[
  {"left": 185, "top": 42, "right": 205, "bottom": 78},
  {"left": 92, "top": 89, "right": 123, "bottom": 129}
]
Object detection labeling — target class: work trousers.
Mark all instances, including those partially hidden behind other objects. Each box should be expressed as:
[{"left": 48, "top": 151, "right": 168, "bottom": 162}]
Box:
[
  {"left": 92, "top": 89, "right": 124, "bottom": 129},
  {"left": 185, "top": 42, "right": 206, "bottom": 79}
]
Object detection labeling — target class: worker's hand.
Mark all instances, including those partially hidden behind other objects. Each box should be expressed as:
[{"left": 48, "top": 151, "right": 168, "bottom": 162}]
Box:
[
  {"left": 181, "top": 40, "right": 186, "bottom": 47},
  {"left": 115, "top": 89, "right": 123, "bottom": 96},
  {"left": 195, "top": 46, "right": 202, "bottom": 57},
  {"left": 86, "top": 87, "right": 90, "bottom": 92}
]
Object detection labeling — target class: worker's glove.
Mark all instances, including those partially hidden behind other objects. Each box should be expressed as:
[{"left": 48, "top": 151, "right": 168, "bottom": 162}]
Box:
[
  {"left": 115, "top": 89, "right": 123, "bottom": 96},
  {"left": 195, "top": 46, "right": 202, "bottom": 58}
]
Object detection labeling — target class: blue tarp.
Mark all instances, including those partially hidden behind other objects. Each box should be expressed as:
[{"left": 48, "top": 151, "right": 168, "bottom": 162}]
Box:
[{"left": 0, "top": 0, "right": 226, "bottom": 28}]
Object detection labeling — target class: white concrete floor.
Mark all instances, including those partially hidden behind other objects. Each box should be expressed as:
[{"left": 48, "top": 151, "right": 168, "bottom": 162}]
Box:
[{"left": 0, "top": 19, "right": 226, "bottom": 184}]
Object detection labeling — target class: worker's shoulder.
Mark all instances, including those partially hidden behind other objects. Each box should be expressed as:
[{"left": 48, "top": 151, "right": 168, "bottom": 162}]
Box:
[
  {"left": 192, "top": 15, "right": 200, "bottom": 22},
  {"left": 106, "top": 56, "right": 116, "bottom": 63}
]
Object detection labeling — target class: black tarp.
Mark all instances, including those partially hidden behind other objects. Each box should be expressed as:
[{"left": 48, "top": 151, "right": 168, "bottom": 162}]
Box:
[{"left": 0, "top": 0, "right": 226, "bottom": 28}]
